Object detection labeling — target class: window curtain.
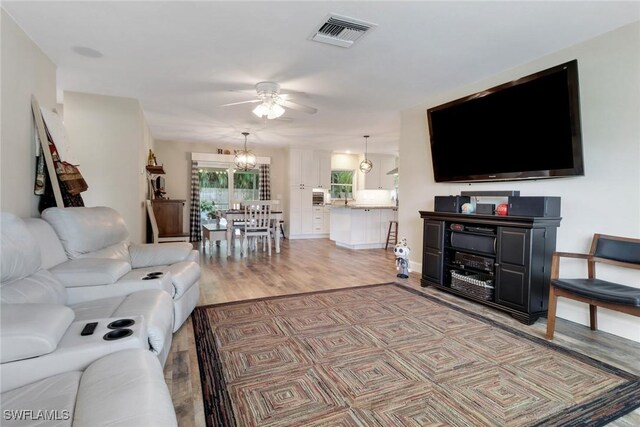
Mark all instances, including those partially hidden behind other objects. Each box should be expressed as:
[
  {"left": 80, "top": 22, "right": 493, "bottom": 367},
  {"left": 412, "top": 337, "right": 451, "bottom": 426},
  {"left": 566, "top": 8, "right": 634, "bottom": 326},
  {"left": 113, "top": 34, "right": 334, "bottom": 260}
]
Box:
[
  {"left": 259, "top": 164, "right": 271, "bottom": 200},
  {"left": 189, "top": 161, "right": 201, "bottom": 242}
]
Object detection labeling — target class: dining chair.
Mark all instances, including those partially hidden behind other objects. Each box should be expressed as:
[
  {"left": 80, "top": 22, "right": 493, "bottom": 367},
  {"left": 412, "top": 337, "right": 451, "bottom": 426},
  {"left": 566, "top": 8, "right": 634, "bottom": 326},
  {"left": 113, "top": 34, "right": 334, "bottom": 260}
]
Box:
[{"left": 240, "top": 201, "right": 272, "bottom": 256}]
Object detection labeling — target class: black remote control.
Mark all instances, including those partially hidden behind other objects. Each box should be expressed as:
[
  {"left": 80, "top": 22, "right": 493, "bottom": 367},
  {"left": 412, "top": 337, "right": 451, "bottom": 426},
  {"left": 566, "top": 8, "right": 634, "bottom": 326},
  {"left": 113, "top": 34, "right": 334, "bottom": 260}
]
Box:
[{"left": 81, "top": 322, "right": 98, "bottom": 336}]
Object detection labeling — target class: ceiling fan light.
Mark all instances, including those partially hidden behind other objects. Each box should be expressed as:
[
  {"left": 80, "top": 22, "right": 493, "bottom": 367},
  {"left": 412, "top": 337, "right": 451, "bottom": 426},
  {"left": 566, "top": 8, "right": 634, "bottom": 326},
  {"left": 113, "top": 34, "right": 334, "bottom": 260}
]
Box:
[
  {"left": 252, "top": 103, "right": 269, "bottom": 118},
  {"left": 267, "top": 103, "right": 285, "bottom": 119}
]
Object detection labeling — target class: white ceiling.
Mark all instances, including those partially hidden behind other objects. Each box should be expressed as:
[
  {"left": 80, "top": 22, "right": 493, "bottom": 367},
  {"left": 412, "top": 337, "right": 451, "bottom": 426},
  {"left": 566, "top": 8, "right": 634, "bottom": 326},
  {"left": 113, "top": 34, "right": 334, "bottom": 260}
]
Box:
[{"left": 4, "top": 1, "right": 639, "bottom": 155}]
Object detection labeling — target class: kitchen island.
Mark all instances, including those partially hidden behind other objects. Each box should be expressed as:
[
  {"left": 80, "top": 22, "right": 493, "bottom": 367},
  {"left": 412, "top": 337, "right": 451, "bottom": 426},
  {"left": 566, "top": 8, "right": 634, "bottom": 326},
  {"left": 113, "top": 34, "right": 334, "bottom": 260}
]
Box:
[{"left": 330, "top": 205, "right": 397, "bottom": 249}]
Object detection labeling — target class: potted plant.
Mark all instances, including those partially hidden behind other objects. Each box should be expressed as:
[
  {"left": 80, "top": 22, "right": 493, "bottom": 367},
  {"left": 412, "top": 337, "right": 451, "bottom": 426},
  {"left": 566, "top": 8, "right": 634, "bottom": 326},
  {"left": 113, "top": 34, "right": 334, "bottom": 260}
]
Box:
[{"left": 200, "top": 200, "right": 219, "bottom": 222}]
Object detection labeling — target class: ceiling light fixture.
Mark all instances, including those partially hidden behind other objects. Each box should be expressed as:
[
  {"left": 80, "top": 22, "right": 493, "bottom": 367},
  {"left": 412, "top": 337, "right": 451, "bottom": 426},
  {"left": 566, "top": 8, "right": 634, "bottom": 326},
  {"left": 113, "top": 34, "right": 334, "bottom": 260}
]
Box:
[
  {"left": 252, "top": 82, "right": 285, "bottom": 119},
  {"left": 252, "top": 101, "right": 285, "bottom": 119},
  {"left": 234, "top": 132, "right": 257, "bottom": 171},
  {"left": 359, "top": 135, "right": 373, "bottom": 174}
]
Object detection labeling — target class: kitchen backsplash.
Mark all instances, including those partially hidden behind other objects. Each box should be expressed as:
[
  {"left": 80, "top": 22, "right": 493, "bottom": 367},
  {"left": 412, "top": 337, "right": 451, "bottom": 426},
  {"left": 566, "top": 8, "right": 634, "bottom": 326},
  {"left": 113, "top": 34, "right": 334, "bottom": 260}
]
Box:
[{"left": 353, "top": 189, "right": 396, "bottom": 206}]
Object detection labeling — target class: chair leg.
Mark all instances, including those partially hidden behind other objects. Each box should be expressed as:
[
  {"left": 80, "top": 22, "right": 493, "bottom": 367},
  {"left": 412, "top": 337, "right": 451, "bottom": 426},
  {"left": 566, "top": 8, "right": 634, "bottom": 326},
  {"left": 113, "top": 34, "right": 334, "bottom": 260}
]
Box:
[
  {"left": 267, "top": 234, "right": 272, "bottom": 256},
  {"left": 589, "top": 305, "right": 598, "bottom": 331},
  {"left": 546, "top": 284, "right": 558, "bottom": 340}
]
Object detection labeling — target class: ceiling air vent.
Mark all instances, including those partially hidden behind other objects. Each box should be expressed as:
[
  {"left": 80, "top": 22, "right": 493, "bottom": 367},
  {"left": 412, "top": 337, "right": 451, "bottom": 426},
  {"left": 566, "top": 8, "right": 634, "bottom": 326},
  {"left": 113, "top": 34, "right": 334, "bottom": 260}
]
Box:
[{"left": 310, "top": 14, "right": 377, "bottom": 48}]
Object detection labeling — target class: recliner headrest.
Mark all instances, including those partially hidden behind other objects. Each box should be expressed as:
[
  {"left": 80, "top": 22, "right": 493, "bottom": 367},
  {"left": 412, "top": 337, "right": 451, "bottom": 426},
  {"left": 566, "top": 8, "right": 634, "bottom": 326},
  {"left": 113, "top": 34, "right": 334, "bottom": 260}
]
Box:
[
  {"left": 41, "top": 207, "right": 130, "bottom": 259},
  {"left": 1, "top": 212, "right": 42, "bottom": 283}
]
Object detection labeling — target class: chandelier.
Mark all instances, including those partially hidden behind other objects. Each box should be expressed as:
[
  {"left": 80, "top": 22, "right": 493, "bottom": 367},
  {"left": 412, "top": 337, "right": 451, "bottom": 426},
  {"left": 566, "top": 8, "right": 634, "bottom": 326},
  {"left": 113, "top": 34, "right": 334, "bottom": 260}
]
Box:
[
  {"left": 359, "top": 135, "right": 373, "bottom": 174},
  {"left": 234, "top": 132, "right": 257, "bottom": 171}
]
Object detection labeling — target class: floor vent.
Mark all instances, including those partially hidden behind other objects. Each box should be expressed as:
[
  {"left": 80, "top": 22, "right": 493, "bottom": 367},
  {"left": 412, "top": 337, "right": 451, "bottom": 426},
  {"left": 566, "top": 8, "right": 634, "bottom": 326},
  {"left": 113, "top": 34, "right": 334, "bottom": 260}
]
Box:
[{"left": 310, "top": 14, "right": 377, "bottom": 48}]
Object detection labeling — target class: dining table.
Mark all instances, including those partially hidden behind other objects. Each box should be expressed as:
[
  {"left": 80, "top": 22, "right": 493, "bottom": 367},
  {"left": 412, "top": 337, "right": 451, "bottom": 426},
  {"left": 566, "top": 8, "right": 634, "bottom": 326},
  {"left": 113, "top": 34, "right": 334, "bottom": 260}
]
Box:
[{"left": 219, "top": 209, "right": 283, "bottom": 257}]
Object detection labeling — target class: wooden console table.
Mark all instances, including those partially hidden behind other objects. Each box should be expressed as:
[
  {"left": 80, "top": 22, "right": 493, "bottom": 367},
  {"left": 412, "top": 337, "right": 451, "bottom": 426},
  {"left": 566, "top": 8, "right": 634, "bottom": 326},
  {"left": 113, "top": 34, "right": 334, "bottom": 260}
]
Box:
[{"left": 148, "top": 199, "right": 188, "bottom": 242}]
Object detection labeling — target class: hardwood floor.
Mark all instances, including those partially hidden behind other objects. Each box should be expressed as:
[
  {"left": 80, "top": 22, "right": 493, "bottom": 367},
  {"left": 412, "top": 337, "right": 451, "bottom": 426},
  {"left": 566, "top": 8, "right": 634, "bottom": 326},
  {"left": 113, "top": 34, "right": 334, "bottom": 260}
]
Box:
[{"left": 164, "top": 238, "right": 640, "bottom": 427}]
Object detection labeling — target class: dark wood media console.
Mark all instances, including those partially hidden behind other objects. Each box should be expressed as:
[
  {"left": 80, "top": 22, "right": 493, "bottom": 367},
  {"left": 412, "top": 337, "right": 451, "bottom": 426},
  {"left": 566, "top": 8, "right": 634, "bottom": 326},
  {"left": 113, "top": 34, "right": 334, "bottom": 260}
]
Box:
[{"left": 419, "top": 211, "right": 561, "bottom": 324}]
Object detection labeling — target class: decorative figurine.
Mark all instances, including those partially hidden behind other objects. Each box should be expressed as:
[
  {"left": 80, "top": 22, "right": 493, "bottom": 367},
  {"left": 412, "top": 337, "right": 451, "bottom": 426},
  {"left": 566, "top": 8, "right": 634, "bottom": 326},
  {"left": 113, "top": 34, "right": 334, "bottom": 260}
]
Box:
[
  {"left": 394, "top": 238, "right": 411, "bottom": 279},
  {"left": 461, "top": 202, "right": 475, "bottom": 214}
]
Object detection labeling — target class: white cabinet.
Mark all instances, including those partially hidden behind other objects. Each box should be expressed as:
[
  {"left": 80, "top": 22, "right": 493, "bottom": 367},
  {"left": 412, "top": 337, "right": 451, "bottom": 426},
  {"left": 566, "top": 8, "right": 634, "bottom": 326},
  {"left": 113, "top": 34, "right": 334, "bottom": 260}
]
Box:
[
  {"left": 289, "top": 148, "right": 316, "bottom": 188},
  {"left": 289, "top": 186, "right": 313, "bottom": 236},
  {"left": 288, "top": 148, "right": 332, "bottom": 238},
  {"left": 363, "top": 155, "right": 396, "bottom": 190},
  {"left": 312, "top": 206, "right": 330, "bottom": 234},
  {"left": 330, "top": 207, "right": 396, "bottom": 249},
  {"left": 315, "top": 151, "right": 332, "bottom": 189}
]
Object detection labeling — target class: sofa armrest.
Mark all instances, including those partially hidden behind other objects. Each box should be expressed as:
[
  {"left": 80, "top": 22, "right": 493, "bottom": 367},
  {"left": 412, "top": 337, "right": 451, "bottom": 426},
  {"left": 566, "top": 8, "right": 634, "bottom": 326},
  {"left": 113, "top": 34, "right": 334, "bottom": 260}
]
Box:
[
  {"left": 0, "top": 303, "right": 75, "bottom": 363},
  {"left": 129, "top": 243, "right": 194, "bottom": 268},
  {"left": 73, "top": 349, "right": 177, "bottom": 427}
]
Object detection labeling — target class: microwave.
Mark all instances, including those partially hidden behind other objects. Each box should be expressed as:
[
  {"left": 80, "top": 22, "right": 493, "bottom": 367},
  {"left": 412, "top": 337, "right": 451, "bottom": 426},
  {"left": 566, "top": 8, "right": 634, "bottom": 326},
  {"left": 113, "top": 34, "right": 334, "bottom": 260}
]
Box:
[{"left": 312, "top": 191, "right": 325, "bottom": 205}]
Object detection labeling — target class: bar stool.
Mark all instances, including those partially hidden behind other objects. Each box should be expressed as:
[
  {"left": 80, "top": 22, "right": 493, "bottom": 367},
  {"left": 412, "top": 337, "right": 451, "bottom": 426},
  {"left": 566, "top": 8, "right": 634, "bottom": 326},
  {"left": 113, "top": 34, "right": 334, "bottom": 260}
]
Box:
[{"left": 385, "top": 220, "right": 398, "bottom": 250}]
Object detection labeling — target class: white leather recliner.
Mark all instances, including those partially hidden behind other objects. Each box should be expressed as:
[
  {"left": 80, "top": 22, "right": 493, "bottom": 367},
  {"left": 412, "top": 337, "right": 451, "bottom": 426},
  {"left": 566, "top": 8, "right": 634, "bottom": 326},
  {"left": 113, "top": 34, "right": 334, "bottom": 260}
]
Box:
[
  {"left": 39, "top": 206, "right": 201, "bottom": 332},
  {"left": 0, "top": 212, "right": 174, "bottom": 368},
  {"left": 1, "top": 348, "right": 178, "bottom": 427}
]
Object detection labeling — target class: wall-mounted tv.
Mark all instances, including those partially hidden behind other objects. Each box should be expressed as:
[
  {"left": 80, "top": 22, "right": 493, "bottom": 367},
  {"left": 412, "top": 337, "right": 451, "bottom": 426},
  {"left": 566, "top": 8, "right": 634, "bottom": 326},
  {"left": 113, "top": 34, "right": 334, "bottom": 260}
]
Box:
[{"left": 427, "top": 60, "right": 584, "bottom": 183}]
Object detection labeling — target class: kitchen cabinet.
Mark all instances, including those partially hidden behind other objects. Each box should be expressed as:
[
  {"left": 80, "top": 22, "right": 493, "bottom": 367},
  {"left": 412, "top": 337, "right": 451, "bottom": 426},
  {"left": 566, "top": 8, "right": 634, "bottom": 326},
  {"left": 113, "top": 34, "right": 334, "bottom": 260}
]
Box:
[
  {"left": 289, "top": 186, "right": 313, "bottom": 237},
  {"left": 315, "top": 151, "right": 332, "bottom": 189},
  {"left": 363, "top": 154, "right": 396, "bottom": 190},
  {"left": 289, "top": 148, "right": 316, "bottom": 188},
  {"left": 288, "top": 148, "right": 333, "bottom": 239},
  {"left": 312, "top": 206, "right": 330, "bottom": 234},
  {"left": 330, "top": 206, "right": 397, "bottom": 249}
]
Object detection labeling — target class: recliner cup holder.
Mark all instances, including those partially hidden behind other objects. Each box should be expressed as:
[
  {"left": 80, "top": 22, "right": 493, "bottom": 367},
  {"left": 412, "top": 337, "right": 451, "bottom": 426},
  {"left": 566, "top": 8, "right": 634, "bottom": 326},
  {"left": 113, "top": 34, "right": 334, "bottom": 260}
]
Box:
[
  {"left": 107, "top": 319, "right": 135, "bottom": 329},
  {"left": 142, "top": 271, "right": 163, "bottom": 280},
  {"left": 103, "top": 329, "right": 133, "bottom": 341}
]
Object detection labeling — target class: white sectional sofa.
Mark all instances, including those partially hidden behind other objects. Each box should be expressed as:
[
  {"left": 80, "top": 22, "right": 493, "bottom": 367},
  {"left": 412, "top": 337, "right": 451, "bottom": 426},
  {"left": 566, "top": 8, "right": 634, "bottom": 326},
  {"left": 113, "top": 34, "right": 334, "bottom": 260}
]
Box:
[
  {"left": 0, "top": 207, "right": 198, "bottom": 426},
  {"left": 39, "top": 206, "right": 200, "bottom": 332},
  {"left": 1, "top": 348, "right": 177, "bottom": 427}
]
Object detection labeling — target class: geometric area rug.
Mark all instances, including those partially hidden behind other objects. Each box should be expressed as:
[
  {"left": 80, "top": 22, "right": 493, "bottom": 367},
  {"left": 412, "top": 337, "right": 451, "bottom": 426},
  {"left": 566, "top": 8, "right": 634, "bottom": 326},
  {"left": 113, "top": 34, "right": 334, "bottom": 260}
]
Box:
[{"left": 193, "top": 283, "right": 640, "bottom": 427}]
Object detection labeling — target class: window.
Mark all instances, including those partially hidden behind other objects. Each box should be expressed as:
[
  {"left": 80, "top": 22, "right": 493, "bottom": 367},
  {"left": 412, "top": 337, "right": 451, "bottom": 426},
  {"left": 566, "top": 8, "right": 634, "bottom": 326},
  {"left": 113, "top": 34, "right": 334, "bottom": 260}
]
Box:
[
  {"left": 199, "top": 166, "right": 261, "bottom": 219},
  {"left": 199, "top": 167, "right": 230, "bottom": 216},
  {"left": 233, "top": 169, "right": 260, "bottom": 201},
  {"left": 330, "top": 170, "right": 354, "bottom": 199}
]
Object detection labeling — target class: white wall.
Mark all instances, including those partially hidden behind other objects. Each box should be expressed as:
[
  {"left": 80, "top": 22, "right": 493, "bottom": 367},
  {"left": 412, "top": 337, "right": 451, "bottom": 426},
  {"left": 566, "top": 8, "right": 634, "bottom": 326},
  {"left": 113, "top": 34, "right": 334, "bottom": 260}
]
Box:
[
  {"left": 1, "top": 10, "right": 57, "bottom": 217},
  {"left": 154, "top": 139, "right": 287, "bottom": 233},
  {"left": 399, "top": 22, "right": 640, "bottom": 341},
  {"left": 63, "top": 91, "right": 149, "bottom": 243}
]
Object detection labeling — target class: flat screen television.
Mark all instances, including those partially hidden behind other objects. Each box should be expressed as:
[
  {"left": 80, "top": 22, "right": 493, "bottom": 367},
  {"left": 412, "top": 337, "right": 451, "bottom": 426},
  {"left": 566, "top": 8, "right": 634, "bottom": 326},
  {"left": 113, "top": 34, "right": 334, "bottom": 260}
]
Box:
[{"left": 427, "top": 60, "right": 584, "bottom": 183}]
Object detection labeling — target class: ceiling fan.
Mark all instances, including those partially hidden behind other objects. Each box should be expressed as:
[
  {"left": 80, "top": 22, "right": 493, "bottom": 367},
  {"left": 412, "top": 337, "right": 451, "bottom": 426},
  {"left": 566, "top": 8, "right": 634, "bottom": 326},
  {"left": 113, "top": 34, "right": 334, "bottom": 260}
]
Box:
[{"left": 221, "top": 81, "right": 317, "bottom": 119}]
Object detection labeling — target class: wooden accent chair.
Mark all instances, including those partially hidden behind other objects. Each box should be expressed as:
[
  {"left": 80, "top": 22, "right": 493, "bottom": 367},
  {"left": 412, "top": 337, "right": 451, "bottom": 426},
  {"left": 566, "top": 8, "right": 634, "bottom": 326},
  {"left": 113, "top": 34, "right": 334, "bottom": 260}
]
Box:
[{"left": 546, "top": 234, "right": 640, "bottom": 340}]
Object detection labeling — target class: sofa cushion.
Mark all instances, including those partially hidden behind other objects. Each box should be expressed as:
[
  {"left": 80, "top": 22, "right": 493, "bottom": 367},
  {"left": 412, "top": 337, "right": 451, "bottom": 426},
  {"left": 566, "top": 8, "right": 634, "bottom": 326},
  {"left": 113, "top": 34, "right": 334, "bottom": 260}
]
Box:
[
  {"left": 0, "top": 213, "right": 41, "bottom": 283},
  {"left": 0, "top": 303, "right": 75, "bottom": 363},
  {"left": 41, "top": 207, "right": 130, "bottom": 260},
  {"left": 50, "top": 259, "right": 132, "bottom": 287},
  {"left": 129, "top": 242, "right": 195, "bottom": 268},
  {"left": 23, "top": 218, "right": 68, "bottom": 270},
  {"left": 0, "top": 371, "right": 81, "bottom": 426},
  {"left": 73, "top": 349, "right": 177, "bottom": 427},
  {"left": 0, "top": 270, "right": 67, "bottom": 305}
]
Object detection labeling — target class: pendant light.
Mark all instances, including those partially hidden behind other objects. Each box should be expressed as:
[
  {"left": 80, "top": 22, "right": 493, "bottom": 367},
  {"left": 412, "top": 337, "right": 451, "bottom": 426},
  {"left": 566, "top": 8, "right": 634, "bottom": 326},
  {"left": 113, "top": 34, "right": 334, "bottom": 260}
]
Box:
[
  {"left": 359, "top": 135, "right": 373, "bottom": 174},
  {"left": 234, "top": 132, "right": 257, "bottom": 171}
]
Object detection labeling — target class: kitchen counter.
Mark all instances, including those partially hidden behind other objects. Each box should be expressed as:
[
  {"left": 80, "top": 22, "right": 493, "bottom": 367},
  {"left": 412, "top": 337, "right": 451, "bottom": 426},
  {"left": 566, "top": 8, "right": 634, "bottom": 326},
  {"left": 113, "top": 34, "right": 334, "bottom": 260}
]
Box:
[
  {"left": 330, "top": 204, "right": 397, "bottom": 210},
  {"left": 330, "top": 205, "right": 397, "bottom": 249}
]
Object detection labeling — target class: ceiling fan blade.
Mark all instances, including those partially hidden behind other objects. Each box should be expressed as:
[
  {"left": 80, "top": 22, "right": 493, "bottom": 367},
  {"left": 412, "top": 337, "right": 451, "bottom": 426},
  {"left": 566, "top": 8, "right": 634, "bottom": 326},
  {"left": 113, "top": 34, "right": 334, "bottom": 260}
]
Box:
[
  {"left": 220, "top": 99, "right": 261, "bottom": 107},
  {"left": 279, "top": 99, "right": 317, "bottom": 114}
]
